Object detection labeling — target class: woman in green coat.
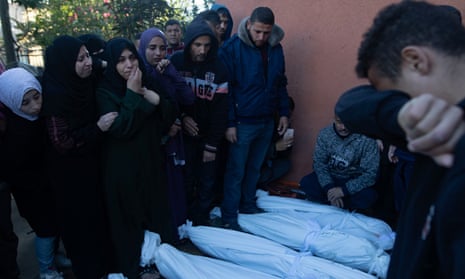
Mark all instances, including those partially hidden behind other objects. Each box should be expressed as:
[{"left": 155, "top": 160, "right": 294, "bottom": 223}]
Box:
[{"left": 96, "top": 37, "right": 177, "bottom": 279}]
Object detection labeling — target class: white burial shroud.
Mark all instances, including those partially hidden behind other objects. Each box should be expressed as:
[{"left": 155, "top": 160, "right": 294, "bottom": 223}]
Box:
[
  {"left": 255, "top": 189, "right": 395, "bottom": 250},
  {"left": 140, "top": 230, "right": 280, "bottom": 279},
  {"left": 178, "top": 221, "right": 376, "bottom": 279},
  {"left": 238, "top": 212, "right": 390, "bottom": 279}
]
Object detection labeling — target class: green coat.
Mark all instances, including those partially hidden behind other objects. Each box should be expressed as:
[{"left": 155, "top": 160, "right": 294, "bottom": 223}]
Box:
[{"left": 96, "top": 88, "right": 176, "bottom": 278}]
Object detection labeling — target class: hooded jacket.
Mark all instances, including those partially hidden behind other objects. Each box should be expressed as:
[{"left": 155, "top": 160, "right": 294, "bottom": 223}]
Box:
[
  {"left": 211, "top": 3, "right": 234, "bottom": 41},
  {"left": 170, "top": 21, "right": 229, "bottom": 153},
  {"left": 313, "top": 124, "right": 379, "bottom": 195},
  {"left": 219, "top": 17, "right": 289, "bottom": 127}
]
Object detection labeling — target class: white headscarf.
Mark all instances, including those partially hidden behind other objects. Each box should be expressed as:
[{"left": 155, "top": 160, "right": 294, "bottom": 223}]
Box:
[{"left": 0, "top": 67, "right": 42, "bottom": 121}]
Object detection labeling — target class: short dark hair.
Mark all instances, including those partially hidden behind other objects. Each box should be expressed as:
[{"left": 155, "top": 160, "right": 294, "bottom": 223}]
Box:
[
  {"left": 250, "top": 7, "right": 275, "bottom": 25},
  {"left": 165, "top": 19, "right": 181, "bottom": 29},
  {"left": 356, "top": 1, "right": 465, "bottom": 80},
  {"left": 194, "top": 10, "right": 221, "bottom": 27},
  {"left": 438, "top": 5, "right": 462, "bottom": 23}
]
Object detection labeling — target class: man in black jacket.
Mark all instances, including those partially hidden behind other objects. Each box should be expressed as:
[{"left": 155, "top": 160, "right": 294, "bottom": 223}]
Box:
[
  {"left": 170, "top": 21, "right": 229, "bottom": 226},
  {"left": 335, "top": 2, "right": 465, "bottom": 278}
]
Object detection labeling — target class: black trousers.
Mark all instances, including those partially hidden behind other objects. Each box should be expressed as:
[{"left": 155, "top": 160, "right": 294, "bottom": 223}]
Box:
[{"left": 0, "top": 182, "right": 20, "bottom": 279}]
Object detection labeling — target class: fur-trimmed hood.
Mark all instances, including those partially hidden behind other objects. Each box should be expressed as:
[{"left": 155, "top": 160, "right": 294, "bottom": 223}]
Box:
[{"left": 237, "top": 16, "right": 285, "bottom": 48}]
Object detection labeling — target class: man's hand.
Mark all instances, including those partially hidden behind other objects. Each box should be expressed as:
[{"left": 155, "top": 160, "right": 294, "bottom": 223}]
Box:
[
  {"left": 203, "top": 150, "right": 216, "bottom": 162},
  {"left": 388, "top": 145, "right": 399, "bottom": 163},
  {"left": 398, "top": 94, "right": 465, "bottom": 167},
  {"left": 275, "top": 136, "right": 294, "bottom": 151},
  {"left": 225, "top": 127, "right": 237, "bottom": 143},
  {"left": 277, "top": 116, "right": 289, "bottom": 136},
  {"left": 327, "top": 187, "right": 344, "bottom": 202},
  {"left": 182, "top": 116, "right": 199, "bottom": 137},
  {"left": 330, "top": 197, "right": 344, "bottom": 208},
  {"left": 167, "top": 123, "right": 181, "bottom": 137}
]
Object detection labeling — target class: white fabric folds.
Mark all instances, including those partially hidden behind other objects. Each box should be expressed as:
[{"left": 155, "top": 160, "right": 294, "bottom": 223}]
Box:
[
  {"left": 140, "top": 230, "right": 279, "bottom": 279},
  {"left": 178, "top": 221, "right": 376, "bottom": 279},
  {"left": 256, "top": 189, "right": 395, "bottom": 250},
  {"left": 238, "top": 212, "right": 390, "bottom": 278}
]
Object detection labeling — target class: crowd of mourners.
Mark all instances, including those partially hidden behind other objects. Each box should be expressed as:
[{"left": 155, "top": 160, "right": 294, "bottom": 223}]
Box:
[{"left": 2, "top": 1, "right": 465, "bottom": 279}]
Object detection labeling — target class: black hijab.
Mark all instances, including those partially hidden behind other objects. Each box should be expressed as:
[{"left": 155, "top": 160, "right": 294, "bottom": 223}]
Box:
[
  {"left": 78, "top": 33, "right": 106, "bottom": 58},
  {"left": 41, "top": 35, "right": 96, "bottom": 128},
  {"left": 99, "top": 37, "right": 149, "bottom": 97}
]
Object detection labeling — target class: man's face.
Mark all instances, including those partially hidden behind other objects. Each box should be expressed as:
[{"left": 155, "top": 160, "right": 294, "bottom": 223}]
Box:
[
  {"left": 190, "top": 35, "right": 211, "bottom": 63},
  {"left": 246, "top": 21, "right": 273, "bottom": 48},
  {"left": 218, "top": 13, "right": 229, "bottom": 38},
  {"left": 165, "top": 24, "right": 182, "bottom": 46}
]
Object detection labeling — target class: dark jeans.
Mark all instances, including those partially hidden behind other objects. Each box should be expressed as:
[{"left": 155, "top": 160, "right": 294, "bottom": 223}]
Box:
[
  {"left": 299, "top": 172, "right": 378, "bottom": 210},
  {"left": 222, "top": 120, "right": 274, "bottom": 223},
  {"left": 183, "top": 135, "right": 219, "bottom": 224}
]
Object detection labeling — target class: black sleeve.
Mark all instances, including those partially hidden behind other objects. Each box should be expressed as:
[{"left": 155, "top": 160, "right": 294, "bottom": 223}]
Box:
[{"left": 335, "top": 84, "right": 410, "bottom": 148}]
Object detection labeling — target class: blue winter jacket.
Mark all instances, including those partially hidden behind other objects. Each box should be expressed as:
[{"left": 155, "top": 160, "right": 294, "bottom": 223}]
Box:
[{"left": 219, "top": 17, "right": 289, "bottom": 127}]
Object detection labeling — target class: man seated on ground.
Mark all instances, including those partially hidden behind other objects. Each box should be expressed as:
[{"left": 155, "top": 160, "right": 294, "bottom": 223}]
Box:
[{"left": 300, "top": 113, "right": 379, "bottom": 210}]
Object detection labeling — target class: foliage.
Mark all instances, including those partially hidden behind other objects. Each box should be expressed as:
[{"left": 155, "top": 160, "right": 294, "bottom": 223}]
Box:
[
  {"left": 14, "top": 0, "right": 209, "bottom": 48},
  {"left": 105, "top": 0, "right": 173, "bottom": 40},
  {"left": 23, "top": 0, "right": 112, "bottom": 47}
]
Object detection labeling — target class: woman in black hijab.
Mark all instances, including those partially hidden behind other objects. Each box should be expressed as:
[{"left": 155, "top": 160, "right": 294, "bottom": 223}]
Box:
[
  {"left": 96, "top": 37, "right": 176, "bottom": 279},
  {"left": 78, "top": 33, "right": 107, "bottom": 79},
  {"left": 41, "top": 35, "right": 118, "bottom": 279}
]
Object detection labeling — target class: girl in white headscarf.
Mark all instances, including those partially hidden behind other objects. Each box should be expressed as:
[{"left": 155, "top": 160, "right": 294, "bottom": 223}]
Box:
[{"left": 0, "top": 67, "right": 62, "bottom": 279}]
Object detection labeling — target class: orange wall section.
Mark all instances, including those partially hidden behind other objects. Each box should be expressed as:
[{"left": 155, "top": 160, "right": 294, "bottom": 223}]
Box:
[{"left": 218, "top": 0, "right": 465, "bottom": 183}]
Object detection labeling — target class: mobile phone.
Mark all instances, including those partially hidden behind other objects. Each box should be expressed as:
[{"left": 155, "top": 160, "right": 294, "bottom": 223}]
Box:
[{"left": 284, "top": 128, "right": 294, "bottom": 139}]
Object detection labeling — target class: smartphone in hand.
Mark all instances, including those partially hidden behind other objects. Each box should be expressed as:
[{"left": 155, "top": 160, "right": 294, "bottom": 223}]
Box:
[{"left": 284, "top": 128, "right": 294, "bottom": 139}]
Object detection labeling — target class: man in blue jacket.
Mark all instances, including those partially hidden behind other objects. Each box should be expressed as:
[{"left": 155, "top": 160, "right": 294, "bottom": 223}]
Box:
[{"left": 219, "top": 6, "right": 290, "bottom": 230}]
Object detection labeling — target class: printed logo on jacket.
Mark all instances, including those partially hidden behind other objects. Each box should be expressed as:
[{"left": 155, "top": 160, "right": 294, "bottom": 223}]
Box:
[{"left": 184, "top": 72, "right": 228, "bottom": 101}]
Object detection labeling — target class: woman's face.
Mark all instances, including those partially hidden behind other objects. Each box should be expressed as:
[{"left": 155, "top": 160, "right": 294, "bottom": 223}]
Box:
[
  {"left": 20, "top": 89, "right": 42, "bottom": 116},
  {"left": 116, "top": 48, "right": 139, "bottom": 80},
  {"left": 145, "top": 36, "right": 167, "bottom": 66},
  {"left": 75, "top": 46, "right": 92, "bottom": 78}
]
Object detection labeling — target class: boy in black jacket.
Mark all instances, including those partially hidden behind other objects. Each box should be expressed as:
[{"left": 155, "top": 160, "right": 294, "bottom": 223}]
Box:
[{"left": 336, "top": 2, "right": 465, "bottom": 278}]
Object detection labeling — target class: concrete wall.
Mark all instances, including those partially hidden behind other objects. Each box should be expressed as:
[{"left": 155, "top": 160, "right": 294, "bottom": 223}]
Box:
[{"left": 218, "top": 0, "right": 465, "bottom": 183}]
